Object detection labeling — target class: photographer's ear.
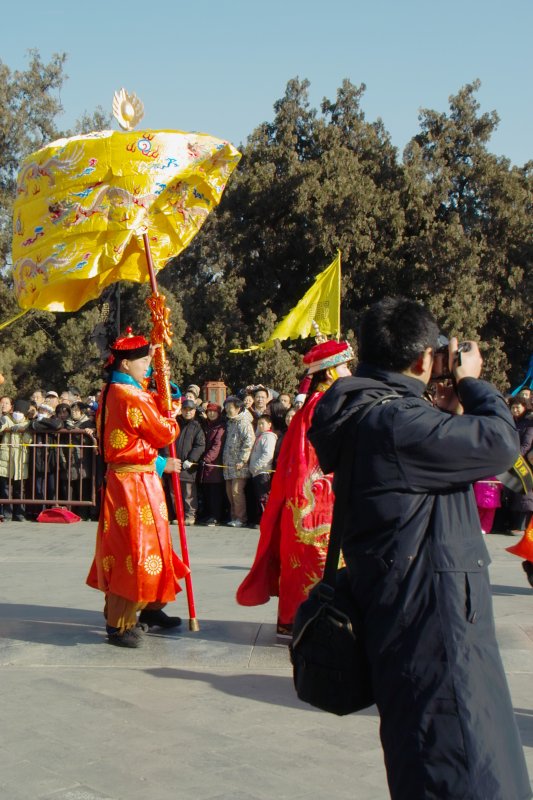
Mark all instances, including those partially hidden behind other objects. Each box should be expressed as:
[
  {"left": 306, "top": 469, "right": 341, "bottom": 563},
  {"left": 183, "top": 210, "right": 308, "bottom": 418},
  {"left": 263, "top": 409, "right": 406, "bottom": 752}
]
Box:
[{"left": 411, "top": 348, "right": 433, "bottom": 378}]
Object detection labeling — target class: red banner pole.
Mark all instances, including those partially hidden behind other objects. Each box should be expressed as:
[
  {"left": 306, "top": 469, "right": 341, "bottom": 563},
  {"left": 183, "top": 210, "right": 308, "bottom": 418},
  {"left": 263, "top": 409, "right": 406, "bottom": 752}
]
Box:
[{"left": 142, "top": 232, "right": 199, "bottom": 631}]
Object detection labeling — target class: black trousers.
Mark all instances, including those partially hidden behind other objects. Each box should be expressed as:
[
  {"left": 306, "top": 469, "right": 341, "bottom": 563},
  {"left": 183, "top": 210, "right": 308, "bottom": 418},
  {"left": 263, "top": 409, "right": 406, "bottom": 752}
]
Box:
[{"left": 252, "top": 473, "right": 271, "bottom": 520}]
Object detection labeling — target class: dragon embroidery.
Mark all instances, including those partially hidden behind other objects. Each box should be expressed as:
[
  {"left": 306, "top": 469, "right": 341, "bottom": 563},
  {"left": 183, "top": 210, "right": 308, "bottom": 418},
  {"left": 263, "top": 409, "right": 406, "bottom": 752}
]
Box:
[{"left": 287, "top": 467, "right": 333, "bottom": 547}]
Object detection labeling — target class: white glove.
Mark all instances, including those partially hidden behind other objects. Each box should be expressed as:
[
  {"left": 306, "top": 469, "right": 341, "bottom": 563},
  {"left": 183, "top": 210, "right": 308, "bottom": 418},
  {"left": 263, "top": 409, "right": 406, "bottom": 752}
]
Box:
[{"left": 182, "top": 460, "right": 192, "bottom": 470}]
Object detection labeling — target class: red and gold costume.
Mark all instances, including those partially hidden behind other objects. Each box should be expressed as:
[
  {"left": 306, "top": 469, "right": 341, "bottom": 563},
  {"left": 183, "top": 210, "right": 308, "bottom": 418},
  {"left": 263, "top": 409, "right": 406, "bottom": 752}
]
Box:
[
  {"left": 236, "top": 340, "right": 354, "bottom": 629},
  {"left": 86, "top": 332, "right": 188, "bottom": 630}
]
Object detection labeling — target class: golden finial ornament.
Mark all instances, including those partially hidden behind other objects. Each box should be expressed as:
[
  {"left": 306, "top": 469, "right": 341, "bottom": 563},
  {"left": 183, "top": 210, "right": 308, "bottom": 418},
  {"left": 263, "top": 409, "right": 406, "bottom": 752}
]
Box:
[
  {"left": 112, "top": 88, "right": 145, "bottom": 131},
  {"left": 312, "top": 320, "right": 328, "bottom": 344}
]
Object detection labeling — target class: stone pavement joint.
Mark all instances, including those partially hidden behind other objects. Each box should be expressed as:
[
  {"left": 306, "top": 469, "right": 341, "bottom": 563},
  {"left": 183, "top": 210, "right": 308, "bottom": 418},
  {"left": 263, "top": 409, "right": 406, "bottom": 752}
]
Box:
[{"left": 0, "top": 520, "right": 532, "bottom": 799}]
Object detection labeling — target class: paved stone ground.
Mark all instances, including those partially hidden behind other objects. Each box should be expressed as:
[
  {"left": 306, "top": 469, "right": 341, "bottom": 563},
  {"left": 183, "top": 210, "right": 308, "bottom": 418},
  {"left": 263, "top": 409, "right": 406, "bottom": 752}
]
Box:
[{"left": 0, "top": 520, "right": 531, "bottom": 800}]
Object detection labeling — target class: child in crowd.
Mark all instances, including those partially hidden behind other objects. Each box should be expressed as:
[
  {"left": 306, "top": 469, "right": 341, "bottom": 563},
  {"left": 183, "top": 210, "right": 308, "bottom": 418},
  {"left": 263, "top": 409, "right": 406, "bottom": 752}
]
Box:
[{"left": 248, "top": 415, "right": 277, "bottom": 525}]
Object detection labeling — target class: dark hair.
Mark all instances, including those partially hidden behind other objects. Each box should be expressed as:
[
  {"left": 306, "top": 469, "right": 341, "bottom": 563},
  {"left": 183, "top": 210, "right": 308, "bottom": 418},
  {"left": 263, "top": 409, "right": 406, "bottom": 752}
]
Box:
[
  {"left": 55, "top": 403, "right": 71, "bottom": 416},
  {"left": 305, "top": 369, "right": 330, "bottom": 402},
  {"left": 267, "top": 400, "right": 288, "bottom": 433},
  {"left": 224, "top": 395, "right": 244, "bottom": 410},
  {"left": 257, "top": 414, "right": 273, "bottom": 426},
  {"left": 71, "top": 402, "right": 89, "bottom": 413},
  {"left": 253, "top": 386, "right": 269, "bottom": 398},
  {"left": 358, "top": 297, "right": 440, "bottom": 371}
]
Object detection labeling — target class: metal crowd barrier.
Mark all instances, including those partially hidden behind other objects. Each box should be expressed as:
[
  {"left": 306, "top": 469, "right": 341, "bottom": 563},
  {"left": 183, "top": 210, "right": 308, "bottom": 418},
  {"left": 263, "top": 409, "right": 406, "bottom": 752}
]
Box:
[{"left": 0, "top": 428, "right": 98, "bottom": 512}]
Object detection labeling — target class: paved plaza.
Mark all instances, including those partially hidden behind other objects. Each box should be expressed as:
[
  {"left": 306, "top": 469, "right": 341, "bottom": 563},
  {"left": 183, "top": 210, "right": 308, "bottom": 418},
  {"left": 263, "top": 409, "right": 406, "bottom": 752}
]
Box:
[{"left": 0, "top": 520, "right": 532, "bottom": 800}]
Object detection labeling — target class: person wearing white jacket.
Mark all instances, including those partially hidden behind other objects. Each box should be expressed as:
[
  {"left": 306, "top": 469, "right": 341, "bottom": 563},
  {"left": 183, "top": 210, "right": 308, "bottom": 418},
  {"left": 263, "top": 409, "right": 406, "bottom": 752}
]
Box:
[{"left": 248, "top": 415, "right": 277, "bottom": 523}]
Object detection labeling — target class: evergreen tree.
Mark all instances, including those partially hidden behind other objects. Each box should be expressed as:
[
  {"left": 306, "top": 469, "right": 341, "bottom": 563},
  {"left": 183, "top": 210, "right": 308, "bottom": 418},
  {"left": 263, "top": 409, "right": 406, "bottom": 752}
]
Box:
[{"left": 0, "top": 57, "right": 530, "bottom": 396}]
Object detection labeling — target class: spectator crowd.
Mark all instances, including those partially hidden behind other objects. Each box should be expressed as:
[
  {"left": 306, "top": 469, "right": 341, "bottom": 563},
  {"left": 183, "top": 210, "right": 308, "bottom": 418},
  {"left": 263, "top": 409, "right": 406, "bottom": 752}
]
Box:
[
  {"left": 0, "top": 379, "right": 531, "bottom": 537},
  {"left": 0, "top": 380, "right": 305, "bottom": 527}
]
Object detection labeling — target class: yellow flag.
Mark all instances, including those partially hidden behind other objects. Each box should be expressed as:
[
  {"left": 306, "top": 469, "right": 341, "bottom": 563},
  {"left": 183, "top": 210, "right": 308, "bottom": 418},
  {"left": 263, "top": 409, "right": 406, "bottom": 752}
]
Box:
[{"left": 230, "top": 253, "right": 341, "bottom": 353}]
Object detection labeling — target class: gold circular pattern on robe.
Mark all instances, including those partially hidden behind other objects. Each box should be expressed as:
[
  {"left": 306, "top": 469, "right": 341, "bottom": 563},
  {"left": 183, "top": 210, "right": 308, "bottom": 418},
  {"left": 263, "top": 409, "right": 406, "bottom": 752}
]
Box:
[
  {"left": 102, "top": 555, "right": 115, "bottom": 572},
  {"left": 140, "top": 504, "right": 154, "bottom": 525},
  {"left": 159, "top": 501, "right": 168, "bottom": 521},
  {"left": 144, "top": 554, "right": 163, "bottom": 575},
  {"left": 109, "top": 428, "right": 128, "bottom": 449},
  {"left": 125, "top": 555, "right": 134, "bottom": 575},
  {"left": 527, "top": 528, "right": 533, "bottom": 542},
  {"left": 103, "top": 518, "right": 109, "bottom": 533},
  {"left": 127, "top": 407, "right": 143, "bottom": 428},
  {"left": 115, "top": 506, "right": 129, "bottom": 527}
]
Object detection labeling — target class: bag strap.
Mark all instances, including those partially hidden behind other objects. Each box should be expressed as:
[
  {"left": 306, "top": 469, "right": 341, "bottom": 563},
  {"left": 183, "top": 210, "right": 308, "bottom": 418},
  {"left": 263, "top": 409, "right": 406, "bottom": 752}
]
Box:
[{"left": 320, "top": 392, "right": 401, "bottom": 595}]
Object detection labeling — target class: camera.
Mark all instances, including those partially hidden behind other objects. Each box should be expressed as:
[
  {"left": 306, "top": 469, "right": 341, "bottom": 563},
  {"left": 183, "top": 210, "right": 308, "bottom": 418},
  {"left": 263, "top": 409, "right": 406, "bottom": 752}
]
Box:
[{"left": 431, "top": 335, "right": 471, "bottom": 381}]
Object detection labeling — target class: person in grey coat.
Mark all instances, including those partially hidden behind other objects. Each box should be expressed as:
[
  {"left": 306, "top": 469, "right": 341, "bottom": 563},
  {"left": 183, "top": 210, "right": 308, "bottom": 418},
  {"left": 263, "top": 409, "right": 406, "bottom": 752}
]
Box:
[
  {"left": 308, "top": 297, "right": 530, "bottom": 800},
  {"left": 222, "top": 395, "right": 254, "bottom": 527}
]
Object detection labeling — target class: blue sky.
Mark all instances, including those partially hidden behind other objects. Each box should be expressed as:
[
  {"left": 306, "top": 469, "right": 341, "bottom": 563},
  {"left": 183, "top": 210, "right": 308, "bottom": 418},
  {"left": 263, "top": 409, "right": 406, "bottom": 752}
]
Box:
[{"left": 2, "top": 0, "right": 531, "bottom": 165}]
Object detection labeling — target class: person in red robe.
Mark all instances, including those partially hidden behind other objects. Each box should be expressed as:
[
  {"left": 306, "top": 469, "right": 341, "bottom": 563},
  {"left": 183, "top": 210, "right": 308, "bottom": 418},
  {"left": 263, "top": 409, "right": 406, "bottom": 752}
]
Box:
[
  {"left": 86, "top": 329, "right": 188, "bottom": 648},
  {"left": 236, "top": 339, "right": 354, "bottom": 637}
]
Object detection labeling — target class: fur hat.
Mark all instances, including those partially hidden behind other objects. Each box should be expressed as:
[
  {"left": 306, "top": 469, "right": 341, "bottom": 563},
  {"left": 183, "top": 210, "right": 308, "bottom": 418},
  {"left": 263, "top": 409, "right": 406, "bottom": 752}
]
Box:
[
  {"left": 303, "top": 340, "right": 354, "bottom": 374},
  {"left": 186, "top": 384, "right": 201, "bottom": 398}
]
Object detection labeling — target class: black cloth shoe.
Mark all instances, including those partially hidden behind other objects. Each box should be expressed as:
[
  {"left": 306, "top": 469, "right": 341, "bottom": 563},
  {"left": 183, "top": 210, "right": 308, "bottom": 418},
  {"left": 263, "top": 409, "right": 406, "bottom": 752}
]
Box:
[
  {"left": 138, "top": 609, "right": 182, "bottom": 629},
  {"left": 107, "top": 627, "right": 143, "bottom": 648}
]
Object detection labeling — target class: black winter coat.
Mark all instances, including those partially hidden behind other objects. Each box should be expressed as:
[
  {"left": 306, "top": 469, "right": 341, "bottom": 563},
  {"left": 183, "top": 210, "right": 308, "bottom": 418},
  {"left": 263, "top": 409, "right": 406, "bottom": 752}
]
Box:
[
  {"left": 175, "top": 418, "right": 205, "bottom": 482},
  {"left": 309, "top": 367, "right": 530, "bottom": 800},
  {"left": 511, "top": 414, "right": 533, "bottom": 513}
]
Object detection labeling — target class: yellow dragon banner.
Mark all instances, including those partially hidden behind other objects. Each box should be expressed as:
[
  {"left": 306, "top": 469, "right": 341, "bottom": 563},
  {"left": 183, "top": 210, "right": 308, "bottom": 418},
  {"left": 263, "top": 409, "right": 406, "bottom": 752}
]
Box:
[{"left": 12, "top": 129, "right": 241, "bottom": 312}]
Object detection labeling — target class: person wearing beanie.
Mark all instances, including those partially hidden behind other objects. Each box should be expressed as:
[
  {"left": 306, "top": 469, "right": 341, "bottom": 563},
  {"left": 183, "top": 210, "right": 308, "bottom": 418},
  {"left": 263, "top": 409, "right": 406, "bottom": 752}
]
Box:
[
  {"left": 44, "top": 391, "right": 60, "bottom": 410},
  {"left": 237, "top": 339, "right": 354, "bottom": 636},
  {"left": 0, "top": 398, "right": 32, "bottom": 522},
  {"left": 186, "top": 384, "right": 201, "bottom": 399},
  {"left": 86, "top": 328, "right": 189, "bottom": 648}
]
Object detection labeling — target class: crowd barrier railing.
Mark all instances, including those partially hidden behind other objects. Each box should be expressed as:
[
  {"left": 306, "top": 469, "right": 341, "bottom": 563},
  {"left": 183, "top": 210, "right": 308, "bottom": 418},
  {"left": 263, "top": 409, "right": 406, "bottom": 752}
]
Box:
[{"left": 0, "top": 428, "right": 98, "bottom": 513}]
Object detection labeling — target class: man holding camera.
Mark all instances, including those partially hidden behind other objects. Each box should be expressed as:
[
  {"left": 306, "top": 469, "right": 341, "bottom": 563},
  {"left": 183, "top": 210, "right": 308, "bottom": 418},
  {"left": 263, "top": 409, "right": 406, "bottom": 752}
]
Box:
[{"left": 309, "top": 297, "right": 530, "bottom": 800}]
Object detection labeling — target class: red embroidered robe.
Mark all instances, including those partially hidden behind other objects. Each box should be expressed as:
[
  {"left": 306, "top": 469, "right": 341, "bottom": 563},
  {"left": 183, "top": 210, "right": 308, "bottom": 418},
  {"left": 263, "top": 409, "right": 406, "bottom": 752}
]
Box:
[
  {"left": 236, "top": 391, "right": 333, "bottom": 625},
  {"left": 86, "top": 381, "right": 188, "bottom": 603}
]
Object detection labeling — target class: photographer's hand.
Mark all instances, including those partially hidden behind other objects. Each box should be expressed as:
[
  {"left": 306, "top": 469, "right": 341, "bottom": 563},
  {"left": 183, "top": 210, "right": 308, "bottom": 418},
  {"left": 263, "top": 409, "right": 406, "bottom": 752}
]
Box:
[
  {"left": 434, "top": 381, "right": 463, "bottom": 414},
  {"left": 449, "top": 337, "right": 483, "bottom": 383}
]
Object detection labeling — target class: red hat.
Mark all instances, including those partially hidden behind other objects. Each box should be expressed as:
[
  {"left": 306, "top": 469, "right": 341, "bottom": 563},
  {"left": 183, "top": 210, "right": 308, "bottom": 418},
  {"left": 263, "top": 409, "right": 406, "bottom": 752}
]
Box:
[
  {"left": 108, "top": 327, "right": 150, "bottom": 364},
  {"left": 206, "top": 402, "right": 221, "bottom": 413},
  {"left": 303, "top": 340, "right": 354, "bottom": 374}
]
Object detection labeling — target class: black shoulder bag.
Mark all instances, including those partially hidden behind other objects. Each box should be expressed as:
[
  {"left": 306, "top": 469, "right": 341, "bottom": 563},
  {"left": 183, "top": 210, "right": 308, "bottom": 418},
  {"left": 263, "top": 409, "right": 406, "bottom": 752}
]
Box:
[{"left": 289, "top": 393, "right": 400, "bottom": 716}]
